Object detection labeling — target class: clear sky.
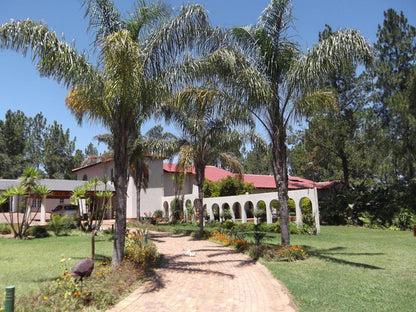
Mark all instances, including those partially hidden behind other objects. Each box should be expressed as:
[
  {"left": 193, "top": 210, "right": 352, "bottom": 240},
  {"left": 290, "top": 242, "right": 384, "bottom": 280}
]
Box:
[{"left": 0, "top": 0, "right": 415, "bottom": 154}]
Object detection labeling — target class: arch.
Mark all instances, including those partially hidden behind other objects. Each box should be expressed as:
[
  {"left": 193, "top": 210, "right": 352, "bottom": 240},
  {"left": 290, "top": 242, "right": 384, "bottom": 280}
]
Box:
[
  {"left": 255, "top": 200, "right": 267, "bottom": 224},
  {"left": 170, "top": 198, "right": 182, "bottom": 221},
  {"left": 185, "top": 199, "right": 193, "bottom": 222},
  {"left": 244, "top": 201, "right": 254, "bottom": 221},
  {"left": 285, "top": 198, "right": 296, "bottom": 222},
  {"left": 163, "top": 201, "right": 169, "bottom": 218},
  {"left": 232, "top": 202, "right": 241, "bottom": 221},
  {"left": 82, "top": 174, "right": 88, "bottom": 181},
  {"left": 221, "top": 203, "right": 231, "bottom": 221},
  {"left": 299, "top": 197, "right": 314, "bottom": 228},
  {"left": 212, "top": 203, "right": 220, "bottom": 221},
  {"left": 270, "top": 199, "right": 279, "bottom": 222}
]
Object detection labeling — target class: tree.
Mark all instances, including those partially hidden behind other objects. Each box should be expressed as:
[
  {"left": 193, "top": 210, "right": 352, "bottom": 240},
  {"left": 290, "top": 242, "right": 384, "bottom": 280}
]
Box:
[
  {"left": 289, "top": 25, "right": 372, "bottom": 187},
  {"left": 0, "top": 166, "right": 49, "bottom": 238},
  {"left": 371, "top": 9, "right": 416, "bottom": 182},
  {"left": 160, "top": 87, "right": 244, "bottom": 234},
  {"left": 0, "top": 110, "right": 28, "bottom": 178},
  {"left": 0, "top": 0, "right": 216, "bottom": 264},
  {"left": 230, "top": 0, "right": 372, "bottom": 245},
  {"left": 42, "top": 121, "right": 77, "bottom": 179},
  {"left": 84, "top": 143, "right": 98, "bottom": 158}
]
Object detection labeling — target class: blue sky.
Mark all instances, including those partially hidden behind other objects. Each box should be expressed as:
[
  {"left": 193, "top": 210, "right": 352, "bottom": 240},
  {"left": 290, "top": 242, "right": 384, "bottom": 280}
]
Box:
[{"left": 0, "top": 0, "right": 415, "bottom": 154}]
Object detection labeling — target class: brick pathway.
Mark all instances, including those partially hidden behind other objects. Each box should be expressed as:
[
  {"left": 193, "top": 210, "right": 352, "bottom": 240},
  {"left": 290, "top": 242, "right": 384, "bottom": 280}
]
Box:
[{"left": 108, "top": 232, "right": 297, "bottom": 312}]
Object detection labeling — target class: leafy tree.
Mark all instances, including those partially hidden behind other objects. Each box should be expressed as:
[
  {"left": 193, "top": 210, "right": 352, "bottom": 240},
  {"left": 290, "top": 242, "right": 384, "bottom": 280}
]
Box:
[
  {"left": 26, "top": 112, "right": 47, "bottom": 170},
  {"left": 371, "top": 9, "right": 416, "bottom": 182},
  {"left": 42, "top": 121, "right": 77, "bottom": 179},
  {"left": 289, "top": 25, "right": 372, "bottom": 187},
  {"left": 230, "top": 0, "right": 372, "bottom": 245},
  {"left": 0, "top": 0, "right": 216, "bottom": 264},
  {"left": 160, "top": 87, "right": 245, "bottom": 234},
  {"left": 84, "top": 143, "right": 98, "bottom": 158},
  {"left": 0, "top": 166, "right": 49, "bottom": 238},
  {"left": 203, "top": 176, "right": 254, "bottom": 198},
  {"left": 0, "top": 110, "right": 28, "bottom": 178}
]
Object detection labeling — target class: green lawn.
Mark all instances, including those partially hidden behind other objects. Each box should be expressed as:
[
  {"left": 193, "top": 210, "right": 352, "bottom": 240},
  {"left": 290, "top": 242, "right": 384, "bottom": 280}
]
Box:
[
  {"left": 0, "top": 233, "right": 113, "bottom": 297},
  {"left": 261, "top": 226, "right": 416, "bottom": 312}
]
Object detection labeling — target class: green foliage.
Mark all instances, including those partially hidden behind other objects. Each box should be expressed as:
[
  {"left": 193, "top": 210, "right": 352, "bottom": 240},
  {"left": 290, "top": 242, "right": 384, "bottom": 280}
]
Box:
[
  {"left": 26, "top": 225, "right": 49, "bottom": 238},
  {"left": 0, "top": 110, "right": 83, "bottom": 179},
  {"left": 124, "top": 230, "right": 158, "bottom": 272},
  {"left": 220, "top": 208, "right": 233, "bottom": 221},
  {"left": 153, "top": 209, "right": 164, "bottom": 218},
  {"left": 47, "top": 215, "right": 68, "bottom": 236},
  {"left": 203, "top": 176, "right": 254, "bottom": 198},
  {"left": 220, "top": 219, "right": 234, "bottom": 229},
  {"left": 170, "top": 198, "right": 182, "bottom": 223},
  {"left": 0, "top": 223, "right": 11, "bottom": 234}
]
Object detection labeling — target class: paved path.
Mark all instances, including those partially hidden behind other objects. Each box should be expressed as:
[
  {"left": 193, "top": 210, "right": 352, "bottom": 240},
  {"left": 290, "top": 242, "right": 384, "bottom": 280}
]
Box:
[{"left": 108, "top": 232, "right": 297, "bottom": 312}]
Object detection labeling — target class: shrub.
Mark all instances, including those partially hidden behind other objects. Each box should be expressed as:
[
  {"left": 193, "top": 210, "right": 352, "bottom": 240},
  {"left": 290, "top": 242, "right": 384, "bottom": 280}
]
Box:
[
  {"left": 209, "top": 230, "right": 248, "bottom": 251},
  {"left": 124, "top": 230, "right": 158, "bottom": 273},
  {"left": 17, "top": 258, "right": 142, "bottom": 311},
  {"left": 220, "top": 219, "right": 234, "bottom": 229},
  {"left": 47, "top": 215, "right": 68, "bottom": 236},
  {"left": 221, "top": 209, "right": 232, "bottom": 221},
  {"left": 248, "top": 244, "right": 264, "bottom": 260},
  {"left": 26, "top": 225, "right": 49, "bottom": 238},
  {"left": 275, "top": 245, "right": 308, "bottom": 261},
  {"left": 153, "top": 210, "right": 163, "bottom": 218},
  {"left": 0, "top": 222, "right": 11, "bottom": 234}
]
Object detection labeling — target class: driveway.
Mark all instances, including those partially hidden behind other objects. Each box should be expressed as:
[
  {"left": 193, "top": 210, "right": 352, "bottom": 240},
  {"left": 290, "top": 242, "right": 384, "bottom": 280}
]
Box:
[{"left": 108, "top": 232, "right": 297, "bottom": 312}]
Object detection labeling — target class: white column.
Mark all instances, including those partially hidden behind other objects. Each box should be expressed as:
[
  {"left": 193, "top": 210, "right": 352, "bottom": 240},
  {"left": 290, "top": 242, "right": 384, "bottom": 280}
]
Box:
[
  {"left": 12, "top": 195, "right": 18, "bottom": 212},
  {"left": 312, "top": 187, "right": 320, "bottom": 233},
  {"left": 241, "top": 202, "right": 247, "bottom": 223},
  {"left": 266, "top": 201, "right": 272, "bottom": 224},
  {"left": 40, "top": 196, "right": 46, "bottom": 223},
  {"left": 295, "top": 196, "right": 303, "bottom": 228}
]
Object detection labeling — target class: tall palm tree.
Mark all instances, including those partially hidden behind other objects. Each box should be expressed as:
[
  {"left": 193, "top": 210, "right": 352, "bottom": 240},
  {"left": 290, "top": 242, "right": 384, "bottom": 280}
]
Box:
[
  {"left": 159, "top": 87, "right": 245, "bottom": 234},
  {"left": 230, "top": 0, "right": 372, "bottom": 246},
  {"left": 0, "top": 0, "right": 216, "bottom": 264}
]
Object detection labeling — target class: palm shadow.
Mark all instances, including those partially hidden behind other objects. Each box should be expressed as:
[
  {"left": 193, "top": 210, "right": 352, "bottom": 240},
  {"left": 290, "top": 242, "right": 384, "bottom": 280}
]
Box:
[{"left": 306, "top": 246, "right": 384, "bottom": 270}]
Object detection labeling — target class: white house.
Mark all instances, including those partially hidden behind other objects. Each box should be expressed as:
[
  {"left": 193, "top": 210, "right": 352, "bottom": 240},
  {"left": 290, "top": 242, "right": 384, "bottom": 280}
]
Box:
[{"left": 73, "top": 157, "right": 340, "bottom": 232}]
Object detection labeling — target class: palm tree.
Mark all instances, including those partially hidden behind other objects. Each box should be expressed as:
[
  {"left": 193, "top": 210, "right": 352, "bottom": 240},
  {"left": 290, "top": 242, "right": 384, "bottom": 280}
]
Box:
[
  {"left": 0, "top": 0, "right": 216, "bottom": 264},
  {"left": 159, "top": 87, "right": 245, "bottom": 234},
  {"left": 230, "top": 0, "right": 372, "bottom": 246}
]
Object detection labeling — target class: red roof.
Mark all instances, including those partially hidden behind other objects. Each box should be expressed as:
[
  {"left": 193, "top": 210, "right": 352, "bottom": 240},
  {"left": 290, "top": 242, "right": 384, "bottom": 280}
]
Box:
[{"left": 163, "top": 163, "right": 340, "bottom": 190}]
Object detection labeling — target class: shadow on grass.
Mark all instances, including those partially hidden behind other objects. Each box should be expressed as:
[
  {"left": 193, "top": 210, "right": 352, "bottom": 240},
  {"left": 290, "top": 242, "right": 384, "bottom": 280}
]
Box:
[{"left": 305, "top": 246, "right": 384, "bottom": 270}]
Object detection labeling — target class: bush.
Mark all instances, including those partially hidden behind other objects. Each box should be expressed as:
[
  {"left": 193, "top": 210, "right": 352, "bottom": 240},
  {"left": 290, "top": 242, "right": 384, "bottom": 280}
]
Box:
[
  {"left": 47, "top": 215, "right": 69, "bottom": 236},
  {"left": 0, "top": 223, "right": 11, "bottom": 234},
  {"left": 124, "top": 230, "right": 158, "bottom": 272},
  {"left": 220, "top": 219, "right": 234, "bottom": 229},
  {"left": 221, "top": 209, "right": 232, "bottom": 221},
  {"left": 26, "top": 225, "right": 49, "bottom": 238},
  {"left": 248, "top": 244, "right": 264, "bottom": 260},
  {"left": 153, "top": 210, "right": 163, "bottom": 218}
]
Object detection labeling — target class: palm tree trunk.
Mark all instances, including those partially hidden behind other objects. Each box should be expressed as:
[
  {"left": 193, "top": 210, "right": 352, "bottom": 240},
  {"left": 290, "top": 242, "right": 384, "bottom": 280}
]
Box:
[
  {"left": 195, "top": 163, "right": 205, "bottom": 235},
  {"left": 112, "top": 127, "right": 129, "bottom": 266},
  {"left": 272, "top": 129, "right": 290, "bottom": 247}
]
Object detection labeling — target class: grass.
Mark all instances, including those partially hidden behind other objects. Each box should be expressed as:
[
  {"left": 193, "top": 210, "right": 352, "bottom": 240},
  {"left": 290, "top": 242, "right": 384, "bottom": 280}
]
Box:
[
  {"left": 260, "top": 226, "right": 416, "bottom": 312},
  {"left": 0, "top": 232, "right": 113, "bottom": 297}
]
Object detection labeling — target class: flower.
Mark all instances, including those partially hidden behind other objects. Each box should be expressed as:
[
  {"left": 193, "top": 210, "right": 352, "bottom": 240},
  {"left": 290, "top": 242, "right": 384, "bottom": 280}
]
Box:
[{"left": 43, "top": 296, "right": 48, "bottom": 300}]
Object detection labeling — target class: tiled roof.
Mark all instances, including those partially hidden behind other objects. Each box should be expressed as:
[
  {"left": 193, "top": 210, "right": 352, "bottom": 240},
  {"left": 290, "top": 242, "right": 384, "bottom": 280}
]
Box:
[{"left": 163, "top": 163, "right": 340, "bottom": 190}]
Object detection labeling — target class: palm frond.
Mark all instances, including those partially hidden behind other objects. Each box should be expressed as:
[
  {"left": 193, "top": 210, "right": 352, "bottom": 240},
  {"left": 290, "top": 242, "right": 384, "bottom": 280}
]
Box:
[
  {"left": 289, "top": 29, "right": 373, "bottom": 92},
  {"left": 126, "top": 0, "right": 172, "bottom": 41},
  {"left": 83, "top": 0, "right": 122, "bottom": 49},
  {"left": 0, "top": 19, "right": 97, "bottom": 88}
]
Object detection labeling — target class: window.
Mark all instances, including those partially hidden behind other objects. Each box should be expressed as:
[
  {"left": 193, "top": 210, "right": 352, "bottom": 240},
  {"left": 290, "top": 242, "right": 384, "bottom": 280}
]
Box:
[
  {"left": 60, "top": 198, "right": 64, "bottom": 204},
  {"left": 82, "top": 174, "right": 88, "bottom": 181},
  {"left": 31, "top": 198, "right": 41, "bottom": 208}
]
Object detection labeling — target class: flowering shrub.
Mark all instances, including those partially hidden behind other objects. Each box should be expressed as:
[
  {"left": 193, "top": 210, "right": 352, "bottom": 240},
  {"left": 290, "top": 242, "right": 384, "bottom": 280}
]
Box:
[
  {"left": 269, "top": 245, "right": 308, "bottom": 262},
  {"left": 209, "top": 230, "right": 248, "bottom": 251},
  {"left": 16, "top": 232, "right": 159, "bottom": 311},
  {"left": 124, "top": 229, "right": 158, "bottom": 273}
]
